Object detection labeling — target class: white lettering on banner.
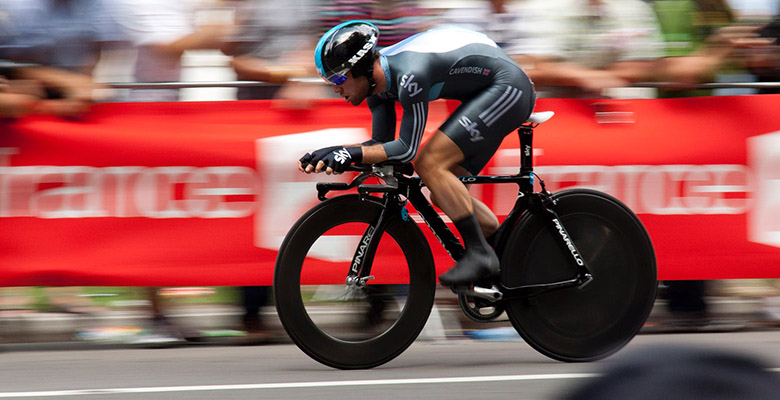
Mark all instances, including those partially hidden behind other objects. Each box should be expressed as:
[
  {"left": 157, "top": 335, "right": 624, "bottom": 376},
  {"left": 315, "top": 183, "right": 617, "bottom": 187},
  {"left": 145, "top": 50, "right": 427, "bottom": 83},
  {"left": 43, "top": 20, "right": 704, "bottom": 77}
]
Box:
[
  {"left": 748, "top": 131, "right": 780, "bottom": 247},
  {"left": 0, "top": 163, "right": 257, "bottom": 218},
  {"left": 490, "top": 160, "right": 754, "bottom": 216},
  {"left": 3, "top": 128, "right": 776, "bottom": 252}
]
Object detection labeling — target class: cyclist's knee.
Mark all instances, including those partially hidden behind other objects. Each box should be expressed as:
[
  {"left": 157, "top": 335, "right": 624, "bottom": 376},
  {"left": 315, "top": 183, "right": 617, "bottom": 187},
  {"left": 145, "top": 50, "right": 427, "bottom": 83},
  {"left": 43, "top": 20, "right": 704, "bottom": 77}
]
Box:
[{"left": 413, "top": 154, "right": 440, "bottom": 179}]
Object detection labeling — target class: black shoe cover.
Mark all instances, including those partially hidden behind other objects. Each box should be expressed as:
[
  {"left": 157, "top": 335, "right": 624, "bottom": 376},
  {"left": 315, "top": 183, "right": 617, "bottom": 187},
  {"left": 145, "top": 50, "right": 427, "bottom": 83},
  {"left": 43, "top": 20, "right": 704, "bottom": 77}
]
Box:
[{"left": 439, "top": 246, "right": 499, "bottom": 287}]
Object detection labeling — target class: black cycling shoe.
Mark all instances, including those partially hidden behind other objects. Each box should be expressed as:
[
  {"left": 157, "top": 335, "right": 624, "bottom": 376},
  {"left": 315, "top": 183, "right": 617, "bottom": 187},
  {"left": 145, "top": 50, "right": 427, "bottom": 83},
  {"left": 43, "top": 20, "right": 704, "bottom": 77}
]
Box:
[{"left": 438, "top": 246, "right": 500, "bottom": 287}]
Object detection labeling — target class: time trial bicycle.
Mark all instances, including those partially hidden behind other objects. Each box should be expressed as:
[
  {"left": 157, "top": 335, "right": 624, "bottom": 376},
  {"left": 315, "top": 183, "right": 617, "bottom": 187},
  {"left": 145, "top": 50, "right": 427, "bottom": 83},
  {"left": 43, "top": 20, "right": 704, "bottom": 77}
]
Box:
[{"left": 273, "top": 111, "right": 658, "bottom": 369}]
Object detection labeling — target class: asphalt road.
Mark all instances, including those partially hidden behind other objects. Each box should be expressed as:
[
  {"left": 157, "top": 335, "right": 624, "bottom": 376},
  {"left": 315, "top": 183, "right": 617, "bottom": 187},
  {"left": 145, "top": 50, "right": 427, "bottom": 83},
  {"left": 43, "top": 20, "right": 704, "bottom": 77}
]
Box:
[{"left": 2, "top": 331, "right": 780, "bottom": 400}]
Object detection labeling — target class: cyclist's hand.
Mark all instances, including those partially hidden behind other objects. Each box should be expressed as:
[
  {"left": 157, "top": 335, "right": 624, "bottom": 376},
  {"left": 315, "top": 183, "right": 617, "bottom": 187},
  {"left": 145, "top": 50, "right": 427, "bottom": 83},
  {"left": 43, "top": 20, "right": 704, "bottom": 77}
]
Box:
[
  {"left": 315, "top": 146, "right": 363, "bottom": 175},
  {"left": 299, "top": 146, "right": 341, "bottom": 173}
]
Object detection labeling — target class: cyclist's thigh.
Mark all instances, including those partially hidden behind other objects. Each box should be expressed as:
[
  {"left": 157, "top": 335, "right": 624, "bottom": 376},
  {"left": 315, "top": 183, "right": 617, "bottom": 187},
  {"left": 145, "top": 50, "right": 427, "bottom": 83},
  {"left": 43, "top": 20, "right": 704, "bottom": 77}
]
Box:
[{"left": 439, "top": 79, "right": 534, "bottom": 175}]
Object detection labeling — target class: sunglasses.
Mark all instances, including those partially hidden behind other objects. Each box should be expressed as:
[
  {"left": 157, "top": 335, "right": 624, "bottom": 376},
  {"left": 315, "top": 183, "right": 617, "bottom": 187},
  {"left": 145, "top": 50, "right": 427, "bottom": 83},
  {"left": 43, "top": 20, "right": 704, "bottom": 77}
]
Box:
[{"left": 325, "top": 74, "right": 348, "bottom": 86}]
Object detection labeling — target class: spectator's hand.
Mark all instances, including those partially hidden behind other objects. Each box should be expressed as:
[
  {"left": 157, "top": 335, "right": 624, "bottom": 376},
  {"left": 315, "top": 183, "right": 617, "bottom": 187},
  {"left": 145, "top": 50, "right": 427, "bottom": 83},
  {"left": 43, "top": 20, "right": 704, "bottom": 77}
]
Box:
[
  {"left": 3, "top": 78, "right": 45, "bottom": 98},
  {"left": 63, "top": 81, "right": 107, "bottom": 104},
  {"left": 708, "top": 25, "right": 776, "bottom": 50},
  {"left": 0, "top": 92, "right": 39, "bottom": 119}
]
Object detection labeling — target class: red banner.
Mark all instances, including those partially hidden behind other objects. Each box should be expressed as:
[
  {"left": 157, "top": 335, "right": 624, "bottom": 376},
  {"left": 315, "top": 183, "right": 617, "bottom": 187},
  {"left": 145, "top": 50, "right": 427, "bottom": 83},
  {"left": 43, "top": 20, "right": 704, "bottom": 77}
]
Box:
[{"left": 1, "top": 96, "right": 780, "bottom": 286}]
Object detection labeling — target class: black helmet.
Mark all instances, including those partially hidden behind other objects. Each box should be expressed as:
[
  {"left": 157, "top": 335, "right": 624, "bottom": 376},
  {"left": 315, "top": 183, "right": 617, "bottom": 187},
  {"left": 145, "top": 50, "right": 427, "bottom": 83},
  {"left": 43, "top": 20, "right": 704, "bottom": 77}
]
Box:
[{"left": 315, "top": 21, "right": 379, "bottom": 85}]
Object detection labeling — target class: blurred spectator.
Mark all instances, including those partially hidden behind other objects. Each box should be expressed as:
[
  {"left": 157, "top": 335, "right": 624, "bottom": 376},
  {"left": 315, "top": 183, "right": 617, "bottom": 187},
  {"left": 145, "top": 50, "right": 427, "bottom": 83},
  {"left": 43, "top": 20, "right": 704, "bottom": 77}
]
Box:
[
  {"left": 111, "top": 0, "right": 234, "bottom": 101},
  {"left": 317, "top": 0, "right": 434, "bottom": 49},
  {"left": 750, "top": 10, "right": 780, "bottom": 93},
  {"left": 0, "top": 0, "right": 123, "bottom": 118},
  {"left": 512, "top": 0, "right": 771, "bottom": 98},
  {"left": 649, "top": 0, "right": 734, "bottom": 328},
  {"left": 220, "top": 0, "right": 320, "bottom": 344},
  {"left": 131, "top": 287, "right": 199, "bottom": 345},
  {"left": 437, "top": 0, "right": 537, "bottom": 57},
  {"left": 650, "top": 0, "right": 736, "bottom": 97},
  {"left": 1, "top": 63, "right": 92, "bottom": 119},
  {"left": 0, "top": 75, "right": 36, "bottom": 119},
  {"left": 562, "top": 345, "right": 780, "bottom": 399},
  {"left": 222, "top": 0, "right": 323, "bottom": 102},
  {"left": 0, "top": 0, "right": 125, "bottom": 74},
  {"left": 507, "top": 0, "right": 773, "bottom": 330},
  {"left": 0, "top": 64, "right": 108, "bottom": 119},
  {"left": 105, "top": 0, "right": 235, "bottom": 342},
  {"left": 726, "top": 0, "right": 779, "bottom": 20},
  {"left": 508, "top": 0, "right": 664, "bottom": 98},
  {"left": 0, "top": 1, "right": 123, "bottom": 315}
]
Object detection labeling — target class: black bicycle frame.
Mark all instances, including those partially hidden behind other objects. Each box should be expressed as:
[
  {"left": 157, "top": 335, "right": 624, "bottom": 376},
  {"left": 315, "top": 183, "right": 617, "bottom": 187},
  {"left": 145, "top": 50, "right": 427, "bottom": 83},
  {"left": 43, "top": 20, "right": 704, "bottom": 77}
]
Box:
[{"left": 316, "top": 125, "right": 593, "bottom": 299}]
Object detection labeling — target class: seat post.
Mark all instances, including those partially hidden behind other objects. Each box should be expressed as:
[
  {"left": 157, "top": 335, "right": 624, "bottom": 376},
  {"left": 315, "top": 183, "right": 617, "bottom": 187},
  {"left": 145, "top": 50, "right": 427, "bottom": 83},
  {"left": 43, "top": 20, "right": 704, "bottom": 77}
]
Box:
[{"left": 518, "top": 125, "right": 534, "bottom": 192}]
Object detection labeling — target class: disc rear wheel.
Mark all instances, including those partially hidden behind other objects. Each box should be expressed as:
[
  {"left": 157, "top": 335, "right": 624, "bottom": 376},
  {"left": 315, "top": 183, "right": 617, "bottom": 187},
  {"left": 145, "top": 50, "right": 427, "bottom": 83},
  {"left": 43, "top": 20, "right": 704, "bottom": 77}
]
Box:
[{"left": 502, "top": 189, "right": 657, "bottom": 362}]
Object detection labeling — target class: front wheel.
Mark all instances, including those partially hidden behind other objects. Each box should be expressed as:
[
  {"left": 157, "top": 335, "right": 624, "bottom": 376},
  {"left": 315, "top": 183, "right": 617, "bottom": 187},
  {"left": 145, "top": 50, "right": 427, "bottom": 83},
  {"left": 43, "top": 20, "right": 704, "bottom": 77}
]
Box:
[
  {"left": 502, "top": 189, "right": 657, "bottom": 362},
  {"left": 274, "top": 195, "right": 436, "bottom": 369}
]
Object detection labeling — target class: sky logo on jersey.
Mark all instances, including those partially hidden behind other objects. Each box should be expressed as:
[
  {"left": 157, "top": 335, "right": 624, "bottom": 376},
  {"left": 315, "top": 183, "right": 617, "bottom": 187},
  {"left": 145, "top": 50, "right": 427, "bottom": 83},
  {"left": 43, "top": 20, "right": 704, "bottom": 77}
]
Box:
[
  {"left": 459, "top": 116, "right": 484, "bottom": 142},
  {"left": 400, "top": 74, "right": 423, "bottom": 97}
]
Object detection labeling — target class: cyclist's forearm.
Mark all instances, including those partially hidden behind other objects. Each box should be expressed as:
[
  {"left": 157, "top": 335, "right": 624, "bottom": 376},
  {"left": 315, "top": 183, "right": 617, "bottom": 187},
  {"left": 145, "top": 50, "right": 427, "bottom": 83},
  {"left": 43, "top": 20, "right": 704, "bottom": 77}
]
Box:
[{"left": 359, "top": 143, "right": 388, "bottom": 164}]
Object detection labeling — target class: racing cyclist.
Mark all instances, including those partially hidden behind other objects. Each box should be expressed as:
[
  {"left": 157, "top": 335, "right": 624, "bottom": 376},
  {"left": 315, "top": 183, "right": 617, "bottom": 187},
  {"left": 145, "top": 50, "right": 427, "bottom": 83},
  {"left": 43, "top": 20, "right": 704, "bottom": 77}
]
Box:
[{"left": 299, "top": 21, "right": 536, "bottom": 288}]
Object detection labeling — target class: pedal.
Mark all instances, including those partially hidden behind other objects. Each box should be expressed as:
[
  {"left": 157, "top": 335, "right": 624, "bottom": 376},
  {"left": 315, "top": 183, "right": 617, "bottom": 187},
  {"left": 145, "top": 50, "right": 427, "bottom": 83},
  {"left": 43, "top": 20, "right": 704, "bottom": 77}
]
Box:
[{"left": 452, "top": 284, "right": 503, "bottom": 302}]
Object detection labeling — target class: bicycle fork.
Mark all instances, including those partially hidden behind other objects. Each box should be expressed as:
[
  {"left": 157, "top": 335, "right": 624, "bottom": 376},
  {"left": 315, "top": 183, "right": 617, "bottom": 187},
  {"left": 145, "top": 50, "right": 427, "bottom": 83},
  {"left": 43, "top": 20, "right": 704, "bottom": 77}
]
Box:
[{"left": 345, "top": 195, "right": 403, "bottom": 288}]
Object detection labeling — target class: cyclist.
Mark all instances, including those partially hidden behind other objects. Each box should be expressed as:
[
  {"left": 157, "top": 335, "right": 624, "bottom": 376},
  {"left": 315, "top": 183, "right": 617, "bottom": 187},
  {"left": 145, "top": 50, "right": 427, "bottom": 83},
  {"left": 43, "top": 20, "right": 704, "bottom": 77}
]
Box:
[{"left": 299, "top": 21, "right": 536, "bottom": 288}]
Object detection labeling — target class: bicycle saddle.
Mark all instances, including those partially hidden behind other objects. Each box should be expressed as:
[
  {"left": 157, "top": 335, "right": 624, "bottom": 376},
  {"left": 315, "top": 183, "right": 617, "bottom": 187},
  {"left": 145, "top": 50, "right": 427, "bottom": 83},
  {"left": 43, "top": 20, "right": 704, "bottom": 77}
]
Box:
[{"left": 526, "top": 111, "right": 555, "bottom": 124}]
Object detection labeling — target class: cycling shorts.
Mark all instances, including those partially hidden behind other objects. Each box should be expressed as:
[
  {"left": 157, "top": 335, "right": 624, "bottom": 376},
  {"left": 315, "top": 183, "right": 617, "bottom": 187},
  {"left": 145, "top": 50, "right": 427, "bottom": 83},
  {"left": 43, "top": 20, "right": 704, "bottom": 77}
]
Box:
[{"left": 439, "top": 68, "right": 536, "bottom": 175}]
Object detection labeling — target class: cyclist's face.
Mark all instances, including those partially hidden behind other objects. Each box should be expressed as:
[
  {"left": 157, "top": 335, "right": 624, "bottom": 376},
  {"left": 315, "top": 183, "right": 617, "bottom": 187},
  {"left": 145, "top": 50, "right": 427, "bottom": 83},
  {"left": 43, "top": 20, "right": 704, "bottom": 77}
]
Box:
[{"left": 331, "top": 71, "right": 368, "bottom": 106}]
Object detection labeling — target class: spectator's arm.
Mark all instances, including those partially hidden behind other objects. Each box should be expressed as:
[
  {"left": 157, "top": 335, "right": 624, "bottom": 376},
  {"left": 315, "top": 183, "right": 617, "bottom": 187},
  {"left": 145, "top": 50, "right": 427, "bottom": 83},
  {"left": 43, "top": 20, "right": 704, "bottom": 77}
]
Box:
[
  {"left": 640, "top": 25, "right": 775, "bottom": 85},
  {"left": 230, "top": 56, "right": 308, "bottom": 84},
  {"left": 12, "top": 66, "right": 100, "bottom": 102},
  {"left": 0, "top": 80, "right": 38, "bottom": 118},
  {"left": 517, "top": 55, "right": 631, "bottom": 94},
  {"left": 150, "top": 24, "right": 234, "bottom": 58}
]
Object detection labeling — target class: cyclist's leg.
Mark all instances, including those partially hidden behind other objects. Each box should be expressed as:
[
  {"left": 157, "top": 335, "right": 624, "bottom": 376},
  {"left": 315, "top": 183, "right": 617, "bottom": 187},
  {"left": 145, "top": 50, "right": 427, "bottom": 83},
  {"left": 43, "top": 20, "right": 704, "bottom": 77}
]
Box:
[
  {"left": 419, "top": 79, "right": 533, "bottom": 286},
  {"left": 416, "top": 131, "right": 497, "bottom": 287},
  {"left": 429, "top": 165, "right": 499, "bottom": 238},
  {"left": 415, "top": 132, "right": 472, "bottom": 221},
  {"left": 414, "top": 133, "right": 497, "bottom": 285}
]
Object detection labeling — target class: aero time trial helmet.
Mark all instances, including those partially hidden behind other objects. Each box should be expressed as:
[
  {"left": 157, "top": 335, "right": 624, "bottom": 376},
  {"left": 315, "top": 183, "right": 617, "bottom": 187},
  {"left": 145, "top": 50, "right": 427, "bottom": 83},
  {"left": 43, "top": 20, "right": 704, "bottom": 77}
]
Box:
[{"left": 315, "top": 21, "right": 379, "bottom": 85}]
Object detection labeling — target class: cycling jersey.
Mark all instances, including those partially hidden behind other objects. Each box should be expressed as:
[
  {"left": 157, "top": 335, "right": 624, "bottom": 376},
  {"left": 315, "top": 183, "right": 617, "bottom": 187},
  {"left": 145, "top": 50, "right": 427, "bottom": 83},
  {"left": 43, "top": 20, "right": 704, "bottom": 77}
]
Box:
[{"left": 368, "top": 26, "right": 535, "bottom": 174}]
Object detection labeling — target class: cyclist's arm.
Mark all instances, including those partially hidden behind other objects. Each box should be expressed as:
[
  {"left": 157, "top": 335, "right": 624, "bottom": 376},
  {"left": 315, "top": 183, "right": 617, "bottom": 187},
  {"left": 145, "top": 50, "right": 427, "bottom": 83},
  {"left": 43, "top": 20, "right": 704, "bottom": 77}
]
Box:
[
  {"left": 345, "top": 98, "right": 428, "bottom": 165},
  {"left": 348, "top": 93, "right": 398, "bottom": 164},
  {"left": 367, "top": 95, "right": 396, "bottom": 144},
  {"left": 381, "top": 98, "right": 428, "bottom": 164}
]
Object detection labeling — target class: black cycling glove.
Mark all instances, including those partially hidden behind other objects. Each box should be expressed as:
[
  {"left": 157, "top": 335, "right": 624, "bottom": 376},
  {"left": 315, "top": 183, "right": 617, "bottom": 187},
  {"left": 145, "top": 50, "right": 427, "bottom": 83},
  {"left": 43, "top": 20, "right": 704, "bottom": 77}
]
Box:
[
  {"left": 320, "top": 146, "right": 363, "bottom": 172},
  {"left": 300, "top": 146, "right": 363, "bottom": 172},
  {"left": 299, "top": 146, "right": 341, "bottom": 169}
]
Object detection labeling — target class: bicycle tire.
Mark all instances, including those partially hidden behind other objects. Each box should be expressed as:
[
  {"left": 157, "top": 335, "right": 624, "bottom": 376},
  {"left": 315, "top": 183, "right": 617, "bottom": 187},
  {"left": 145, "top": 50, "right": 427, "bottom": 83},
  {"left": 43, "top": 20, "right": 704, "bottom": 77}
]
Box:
[
  {"left": 274, "top": 194, "right": 436, "bottom": 369},
  {"left": 502, "top": 189, "right": 657, "bottom": 362}
]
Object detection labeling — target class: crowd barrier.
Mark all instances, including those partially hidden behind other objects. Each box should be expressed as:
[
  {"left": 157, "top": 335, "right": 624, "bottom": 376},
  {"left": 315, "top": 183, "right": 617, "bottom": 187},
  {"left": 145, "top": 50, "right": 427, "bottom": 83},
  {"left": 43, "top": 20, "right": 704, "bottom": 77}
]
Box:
[{"left": 1, "top": 95, "right": 779, "bottom": 286}]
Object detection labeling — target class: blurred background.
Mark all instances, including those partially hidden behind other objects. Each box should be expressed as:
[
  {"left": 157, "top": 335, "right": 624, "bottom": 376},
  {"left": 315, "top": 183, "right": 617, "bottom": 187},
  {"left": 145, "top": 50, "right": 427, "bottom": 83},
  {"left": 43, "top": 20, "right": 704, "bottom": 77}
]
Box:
[{"left": 1, "top": 0, "right": 780, "bottom": 347}]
